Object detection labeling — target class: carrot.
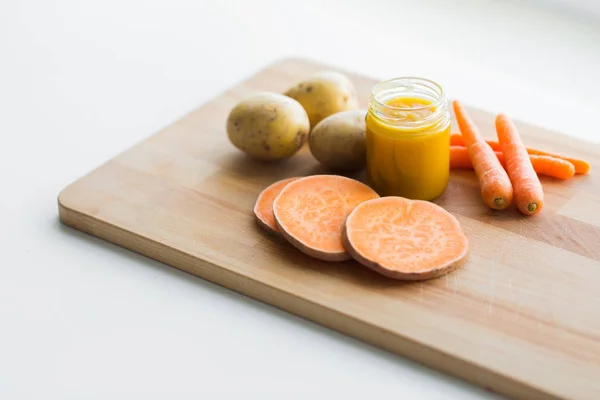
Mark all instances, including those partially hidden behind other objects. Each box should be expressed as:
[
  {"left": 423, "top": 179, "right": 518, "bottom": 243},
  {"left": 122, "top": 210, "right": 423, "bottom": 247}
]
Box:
[
  {"left": 453, "top": 100, "right": 513, "bottom": 210},
  {"left": 273, "top": 175, "right": 379, "bottom": 261},
  {"left": 450, "top": 146, "right": 478, "bottom": 169},
  {"left": 254, "top": 177, "right": 301, "bottom": 236},
  {"left": 451, "top": 132, "right": 500, "bottom": 151},
  {"left": 529, "top": 155, "right": 576, "bottom": 180},
  {"left": 451, "top": 132, "right": 590, "bottom": 174},
  {"left": 450, "top": 132, "right": 465, "bottom": 146},
  {"left": 342, "top": 197, "right": 469, "bottom": 280},
  {"left": 527, "top": 148, "right": 590, "bottom": 175},
  {"left": 450, "top": 146, "right": 575, "bottom": 180},
  {"left": 495, "top": 114, "right": 544, "bottom": 215}
]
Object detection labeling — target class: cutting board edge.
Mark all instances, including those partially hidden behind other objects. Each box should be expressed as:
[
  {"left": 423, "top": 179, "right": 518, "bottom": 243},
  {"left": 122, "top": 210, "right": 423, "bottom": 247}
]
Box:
[{"left": 57, "top": 196, "right": 560, "bottom": 400}]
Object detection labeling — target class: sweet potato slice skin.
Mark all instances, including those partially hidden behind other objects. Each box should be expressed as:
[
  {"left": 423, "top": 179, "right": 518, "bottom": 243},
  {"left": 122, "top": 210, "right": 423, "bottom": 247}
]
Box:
[
  {"left": 254, "top": 177, "right": 301, "bottom": 236},
  {"left": 343, "top": 197, "right": 468, "bottom": 280},
  {"left": 273, "top": 175, "right": 379, "bottom": 261}
]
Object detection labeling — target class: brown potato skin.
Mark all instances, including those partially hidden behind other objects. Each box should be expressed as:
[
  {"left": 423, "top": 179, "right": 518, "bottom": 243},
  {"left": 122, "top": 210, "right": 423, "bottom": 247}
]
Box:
[
  {"left": 226, "top": 92, "right": 310, "bottom": 162},
  {"left": 284, "top": 71, "right": 359, "bottom": 128},
  {"left": 308, "top": 109, "right": 367, "bottom": 172},
  {"left": 342, "top": 222, "right": 468, "bottom": 281}
]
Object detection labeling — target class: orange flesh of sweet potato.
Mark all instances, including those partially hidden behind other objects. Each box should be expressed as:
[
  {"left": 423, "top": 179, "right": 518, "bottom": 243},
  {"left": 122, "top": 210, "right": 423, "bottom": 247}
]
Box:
[
  {"left": 273, "top": 175, "right": 379, "bottom": 261},
  {"left": 253, "top": 177, "right": 301, "bottom": 236},
  {"left": 343, "top": 196, "right": 469, "bottom": 280}
]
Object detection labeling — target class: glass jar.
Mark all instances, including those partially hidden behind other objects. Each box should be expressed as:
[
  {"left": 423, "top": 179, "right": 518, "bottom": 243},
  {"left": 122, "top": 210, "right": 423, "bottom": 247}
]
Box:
[{"left": 365, "top": 77, "right": 451, "bottom": 200}]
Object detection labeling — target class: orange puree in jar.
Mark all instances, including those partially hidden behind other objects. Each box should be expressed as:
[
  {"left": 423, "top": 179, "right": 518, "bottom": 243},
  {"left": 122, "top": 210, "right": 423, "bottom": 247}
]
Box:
[{"left": 365, "top": 78, "right": 451, "bottom": 200}]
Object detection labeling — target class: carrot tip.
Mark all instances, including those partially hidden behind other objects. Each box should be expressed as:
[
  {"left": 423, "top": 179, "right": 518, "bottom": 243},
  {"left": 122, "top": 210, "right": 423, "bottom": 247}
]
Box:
[
  {"left": 527, "top": 203, "right": 538, "bottom": 213},
  {"left": 494, "top": 198, "right": 506, "bottom": 208}
]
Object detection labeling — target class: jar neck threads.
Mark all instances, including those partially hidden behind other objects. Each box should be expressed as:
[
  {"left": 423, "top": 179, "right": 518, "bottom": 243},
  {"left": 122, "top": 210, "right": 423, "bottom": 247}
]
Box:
[{"left": 368, "top": 77, "right": 449, "bottom": 130}]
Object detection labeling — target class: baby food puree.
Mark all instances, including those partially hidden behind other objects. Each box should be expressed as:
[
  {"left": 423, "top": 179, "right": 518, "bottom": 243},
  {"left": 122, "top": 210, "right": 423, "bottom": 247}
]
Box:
[{"left": 366, "top": 78, "right": 451, "bottom": 200}]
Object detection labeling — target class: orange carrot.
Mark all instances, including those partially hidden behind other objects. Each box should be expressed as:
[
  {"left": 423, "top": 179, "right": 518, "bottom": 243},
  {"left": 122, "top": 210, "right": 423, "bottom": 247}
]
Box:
[
  {"left": 450, "top": 132, "right": 465, "bottom": 146},
  {"left": 450, "top": 146, "right": 575, "bottom": 180},
  {"left": 451, "top": 132, "right": 500, "bottom": 151},
  {"left": 450, "top": 146, "right": 477, "bottom": 169},
  {"left": 343, "top": 197, "right": 469, "bottom": 280},
  {"left": 451, "top": 132, "right": 590, "bottom": 174},
  {"left": 527, "top": 148, "right": 590, "bottom": 175},
  {"left": 495, "top": 114, "right": 544, "bottom": 215},
  {"left": 453, "top": 100, "right": 513, "bottom": 210},
  {"left": 529, "top": 155, "right": 576, "bottom": 180}
]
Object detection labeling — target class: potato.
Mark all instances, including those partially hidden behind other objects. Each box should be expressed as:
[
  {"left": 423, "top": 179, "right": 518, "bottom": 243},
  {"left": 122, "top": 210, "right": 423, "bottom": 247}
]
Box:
[
  {"left": 308, "top": 109, "right": 367, "bottom": 172},
  {"left": 226, "top": 92, "right": 310, "bottom": 162},
  {"left": 284, "top": 71, "right": 359, "bottom": 128}
]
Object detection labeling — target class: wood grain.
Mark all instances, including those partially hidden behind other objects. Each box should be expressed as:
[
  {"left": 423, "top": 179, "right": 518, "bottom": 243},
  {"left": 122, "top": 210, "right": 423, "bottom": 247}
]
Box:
[{"left": 58, "top": 58, "right": 600, "bottom": 400}]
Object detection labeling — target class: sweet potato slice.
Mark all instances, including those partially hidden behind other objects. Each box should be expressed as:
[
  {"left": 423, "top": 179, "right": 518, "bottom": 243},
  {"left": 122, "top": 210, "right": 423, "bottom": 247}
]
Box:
[
  {"left": 273, "top": 175, "right": 379, "bottom": 261},
  {"left": 343, "top": 197, "right": 468, "bottom": 280},
  {"left": 254, "top": 177, "right": 301, "bottom": 236}
]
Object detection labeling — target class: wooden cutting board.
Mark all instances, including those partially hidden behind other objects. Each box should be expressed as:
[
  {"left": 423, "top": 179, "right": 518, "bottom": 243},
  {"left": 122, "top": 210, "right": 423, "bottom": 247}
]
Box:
[{"left": 58, "top": 58, "right": 600, "bottom": 400}]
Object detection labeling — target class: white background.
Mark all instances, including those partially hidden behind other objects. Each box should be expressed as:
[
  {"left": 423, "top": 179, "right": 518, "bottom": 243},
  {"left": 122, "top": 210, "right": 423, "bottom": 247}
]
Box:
[{"left": 2, "top": 0, "right": 599, "bottom": 398}]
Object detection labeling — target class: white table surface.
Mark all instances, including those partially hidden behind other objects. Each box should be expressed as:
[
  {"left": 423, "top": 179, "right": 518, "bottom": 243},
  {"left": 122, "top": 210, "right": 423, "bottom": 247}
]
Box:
[{"left": 2, "top": 0, "right": 599, "bottom": 398}]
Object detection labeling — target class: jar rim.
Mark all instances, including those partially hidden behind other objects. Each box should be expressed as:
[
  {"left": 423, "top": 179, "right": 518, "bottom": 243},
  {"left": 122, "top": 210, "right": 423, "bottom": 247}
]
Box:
[{"left": 370, "top": 77, "right": 445, "bottom": 112}]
